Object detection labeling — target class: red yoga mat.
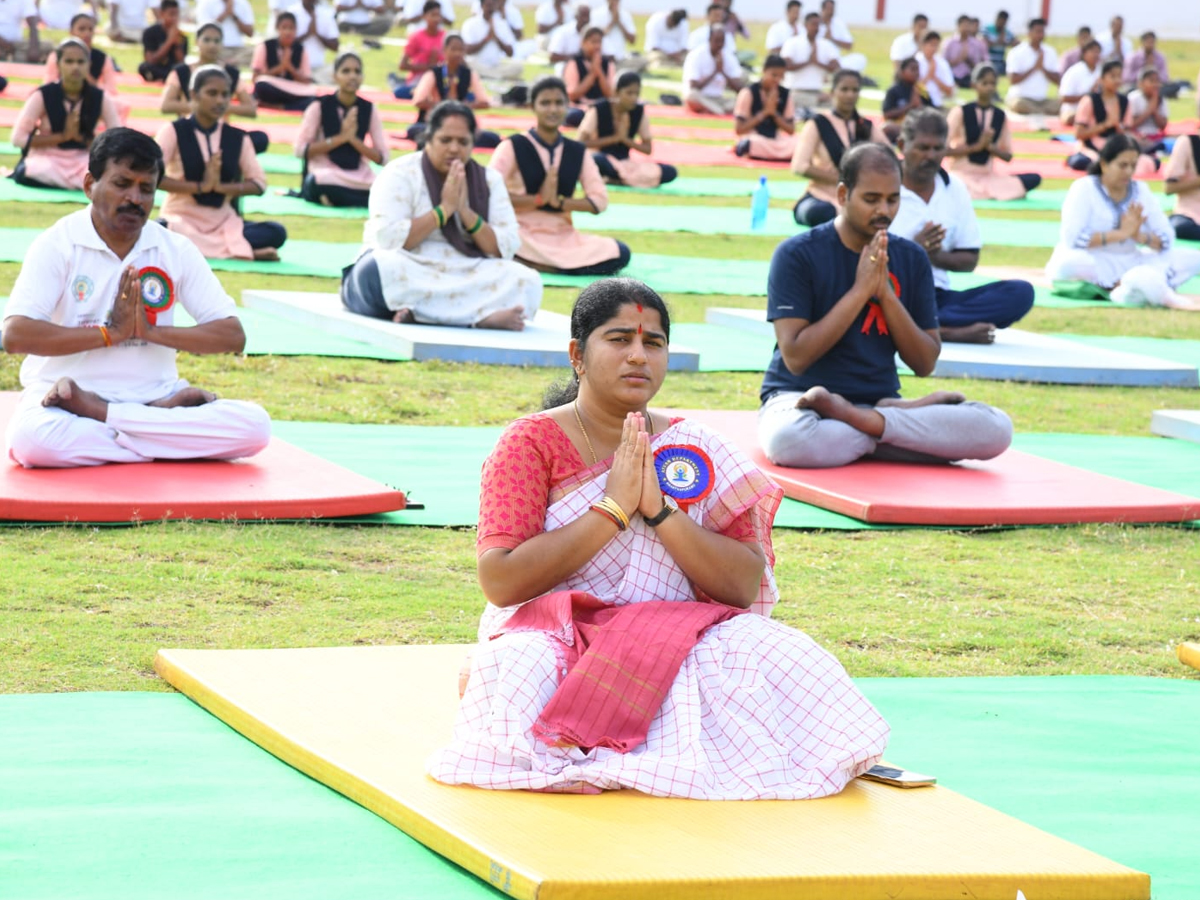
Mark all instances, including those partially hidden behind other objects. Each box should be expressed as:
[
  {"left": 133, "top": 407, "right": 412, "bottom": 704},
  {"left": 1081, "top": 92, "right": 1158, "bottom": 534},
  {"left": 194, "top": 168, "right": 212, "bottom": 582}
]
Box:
[
  {"left": 665, "top": 408, "right": 1200, "bottom": 526},
  {"left": 0, "top": 392, "right": 405, "bottom": 522}
]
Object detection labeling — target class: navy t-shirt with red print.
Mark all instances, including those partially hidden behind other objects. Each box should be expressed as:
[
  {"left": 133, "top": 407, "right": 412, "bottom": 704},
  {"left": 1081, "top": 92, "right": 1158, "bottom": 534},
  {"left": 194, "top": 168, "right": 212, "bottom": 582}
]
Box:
[{"left": 759, "top": 221, "right": 938, "bottom": 406}]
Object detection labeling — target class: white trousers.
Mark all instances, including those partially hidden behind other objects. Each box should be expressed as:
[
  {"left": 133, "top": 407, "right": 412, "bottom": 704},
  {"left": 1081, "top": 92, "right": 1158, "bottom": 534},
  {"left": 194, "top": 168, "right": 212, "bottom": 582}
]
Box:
[
  {"left": 1047, "top": 246, "right": 1200, "bottom": 304},
  {"left": 6, "top": 389, "right": 272, "bottom": 468}
]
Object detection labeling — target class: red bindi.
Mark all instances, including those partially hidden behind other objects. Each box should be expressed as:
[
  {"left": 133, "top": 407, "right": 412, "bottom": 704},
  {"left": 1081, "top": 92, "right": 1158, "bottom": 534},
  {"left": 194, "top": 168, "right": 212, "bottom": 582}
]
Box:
[
  {"left": 636, "top": 304, "right": 643, "bottom": 312},
  {"left": 637, "top": 324, "right": 643, "bottom": 334}
]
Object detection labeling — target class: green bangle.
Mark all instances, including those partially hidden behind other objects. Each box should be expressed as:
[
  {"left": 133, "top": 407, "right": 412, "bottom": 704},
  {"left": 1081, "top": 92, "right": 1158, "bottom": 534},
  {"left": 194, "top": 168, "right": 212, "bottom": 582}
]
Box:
[
  {"left": 433, "top": 205, "right": 445, "bottom": 228},
  {"left": 466, "top": 214, "right": 484, "bottom": 235}
]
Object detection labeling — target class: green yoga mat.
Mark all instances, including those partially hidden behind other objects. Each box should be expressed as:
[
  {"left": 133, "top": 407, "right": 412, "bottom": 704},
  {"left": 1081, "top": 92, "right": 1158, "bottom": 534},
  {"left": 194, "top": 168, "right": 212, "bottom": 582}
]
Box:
[
  {"left": 0, "top": 692, "right": 503, "bottom": 900},
  {"left": 5, "top": 678, "right": 1196, "bottom": 899},
  {"left": 857, "top": 675, "right": 1200, "bottom": 900},
  {"left": 611, "top": 176, "right": 808, "bottom": 201},
  {"left": 1012, "top": 432, "right": 1200, "bottom": 500},
  {"left": 972, "top": 189, "right": 1175, "bottom": 213}
]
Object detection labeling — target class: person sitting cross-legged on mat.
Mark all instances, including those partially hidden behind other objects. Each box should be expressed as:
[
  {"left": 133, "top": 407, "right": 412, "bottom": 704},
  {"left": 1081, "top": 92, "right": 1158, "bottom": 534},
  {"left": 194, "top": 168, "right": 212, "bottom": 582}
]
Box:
[
  {"left": 732, "top": 55, "right": 796, "bottom": 161},
  {"left": 342, "top": 100, "right": 542, "bottom": 330},
  {"left": 578, "top": 72, "right": 676, "bottom": 189},
  {"left": 489, "top": 76, "right": 630, "bottom": 277},
  {"left": 790, "top": 68, "right": 886, "bottom": 227},
  {"left": 161, "top": 22, "right": 267, "bottom": 155},
  {"left": 563, "top": 26, "right": 616, "bottom": 129},
  {"left": 758, "top": 142, "right": 1014, "bottom": 469},
  {"left": 407, "top": 34, "right": 500, "bottom": 148},
  {"left": 682, "top": 24, "right": 743, "bottom": 116},
  {"left": 426, "top": 277, "right": 890, "bottom": 797},
  {"left": 138, "top": 0, "right": 187, "bottom": 84},
  {"left": 293, "top": 52, "right": 386, "bottom": 208},
  {"left": 1164, "top": 132, "right": 1200, "bottom": 243},
  {"left": 1047, "top": 134, "right": 1200, "bottom": 310},
  {"left": 946, "top": 63, "right": 1041, "bottom": 201},
  {"left": 155, "top": 66, "right": 288, "bottom": 261},
  {"left": 892, "top": 108, "right": 1034, "bottom": 343},
  {"left": 10, "top": 38, "right": 121, "bottom": 191},
  {"left": 251, "top": 13, "right": 319, "bottom": 111},
  {"left": 1067, "top": 60, "right": 1157, "bottom": 177},
  {"left": 2, "top": 128, "right": 271, "bottom": 469}
]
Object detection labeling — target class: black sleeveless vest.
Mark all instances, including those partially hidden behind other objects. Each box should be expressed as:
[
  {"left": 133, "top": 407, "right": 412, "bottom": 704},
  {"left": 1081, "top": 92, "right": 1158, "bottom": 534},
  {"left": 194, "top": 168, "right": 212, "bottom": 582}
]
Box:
[
  {"left": 594, "top": 99, "right": 643, "bottom": 160},
  {"left": 748, "top": 82, "right": 781, "bottom": 139},
  {"left": 417, "top": 64, "right": 472, "bottom": 123},
  {"left": 318, "top": 93, "right": 373, "bottom": 170},
  {"left": 571, "top": 54, "right": 613, "bottom": 102},
  {"left": 1086, "top": 91, "right": 1129, "bottom": 151},
  {"left": 813, "top": 111, "right": 873, "bottom": 167},
  {"left": 961, "top": 103, "right": 1005, "bottom": 165},
  {"left": 89, "top": 48, "right": 108, "bottom": 82},
  {"left": 172, "top": 118, "right": 245, "bottom": 209},
  {"left": 35, "top": 82, "right": 104, "bottom": 151},
  {"left": 264, "top": 39, "right": 304, "bottom": 78},
  {"left": 510, "top": 132, "right": 585, "bottom": 210}
]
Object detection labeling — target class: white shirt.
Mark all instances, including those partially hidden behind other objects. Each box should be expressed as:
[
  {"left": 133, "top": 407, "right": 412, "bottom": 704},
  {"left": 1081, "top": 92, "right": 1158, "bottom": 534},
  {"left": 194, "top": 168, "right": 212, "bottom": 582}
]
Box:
[
  {"left": 196, "top": 0, "right": 255, "bottom": 47},
  {"left": 892, "top": 174, "right": 982, "bottom": 291},
  {"left": 780, "top": 34, "right": 838, "bottom": 91},
  {"left": 288, "top": 1, "right": 339, "bottom": 68},
  {"left": 764, "top": 17, "right": 797, "bottom": 53},
  {"left": 589, "top": 3, "right": 634, "bottom": 60},
  {"left": 1127, "top": 89, "right": 1168, "bottom": 137},
  {"left": 1096, "top": 30, "right": 1132, "bottom": 61},
  {"left": 819, "top": 16, "right": 852, "bottom": 46},
  {"left": 469, "top": 0, "right": 522, "bottom": 32},
  {"left": 682, "top": 44, "right": 741, "bottom": 98},
  {"left": 548, "top": 20, "right": 580, "bottom": 74},
  {"left": 336, "top": 0, "right": 383, "bottom": 26},
  {"left": 4, "top": 209, "right": 238, "bottom": 401},
  {"left": 1005, "top": 41, "right": 1058, "bottom": 100},
  {"left": 687, "top": 23, "right": 734, "bottom": 54},
  {"left": 0, "top": 0, "right": 34, "bottom": 39},
  {"left": 461, "top": 10, "right": 517, "bottom": 68},
  {"left": 535, "top": 0, "right": 571, "bottom": 31},
  {"left": 1060, "top": 60, "right": 1100, "bottom": 100},
  {"left": 889, "top": 31, "right": 919, "bottom": 63},
  {"left": 36, "top": 0, "right": 84, "bottom": 31},
  {"left": 917, "top": 53, "right": 954, "bottom": 106},
  {"left": 401, "top": 0, "right": 453, "bottom": 24},
  {"left": 111, "top": 0, "right": 159, "bottom": 33},
  {"left": 644, "top": 10, "right": 687, "bottom": 55}
]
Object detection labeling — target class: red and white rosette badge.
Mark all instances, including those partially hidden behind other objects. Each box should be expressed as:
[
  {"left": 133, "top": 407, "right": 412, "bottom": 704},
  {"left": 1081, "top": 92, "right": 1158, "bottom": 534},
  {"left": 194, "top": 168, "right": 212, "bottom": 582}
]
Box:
[
  {"left": 138, "top": 266, "right": 175, "bottom": 325},
  {"left": 653, "top": 444, "right": 715, "bottom": 510}
]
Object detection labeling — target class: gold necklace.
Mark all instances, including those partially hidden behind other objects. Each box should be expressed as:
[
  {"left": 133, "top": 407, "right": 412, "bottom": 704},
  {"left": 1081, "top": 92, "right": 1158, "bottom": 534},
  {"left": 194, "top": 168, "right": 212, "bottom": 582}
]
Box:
[{"left": 573, "top": 400, "right": 654, "bottom": 466}]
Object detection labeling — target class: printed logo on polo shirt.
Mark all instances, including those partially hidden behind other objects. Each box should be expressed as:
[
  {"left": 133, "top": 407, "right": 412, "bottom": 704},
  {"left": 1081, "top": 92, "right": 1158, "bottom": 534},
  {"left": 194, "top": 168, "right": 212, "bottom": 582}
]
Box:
[{"left": 72, "top": 275, "right": 94, "bottom": 303}]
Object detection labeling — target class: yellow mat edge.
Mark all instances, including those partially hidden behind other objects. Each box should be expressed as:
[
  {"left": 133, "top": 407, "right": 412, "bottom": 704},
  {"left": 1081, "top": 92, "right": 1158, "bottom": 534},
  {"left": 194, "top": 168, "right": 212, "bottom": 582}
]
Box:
[
  {"left": 1178, "top": 642, "right": 1200, "bottom": 671},
  {"left": 152, "top": 649, "right": 541, "bottom": 900},
  {"left": 152, "top": 647, "right": 1153, "bottom": 900}
]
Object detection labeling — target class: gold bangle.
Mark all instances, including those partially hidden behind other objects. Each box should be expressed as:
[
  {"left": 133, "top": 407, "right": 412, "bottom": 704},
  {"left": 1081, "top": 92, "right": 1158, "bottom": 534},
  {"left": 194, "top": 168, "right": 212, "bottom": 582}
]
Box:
[
  {"left": 592, "top": 496, "right": 630, "bottom": 531},
  {"left": 590, "top": 503, "right": 623, "bottom": 530}
]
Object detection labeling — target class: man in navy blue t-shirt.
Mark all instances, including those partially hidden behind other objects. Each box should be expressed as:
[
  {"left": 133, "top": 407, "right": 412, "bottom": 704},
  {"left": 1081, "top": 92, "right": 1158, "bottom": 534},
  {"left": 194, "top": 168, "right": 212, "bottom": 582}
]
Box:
[{"left": 757, "top": 142, "right": 1013, "bottom": 468}]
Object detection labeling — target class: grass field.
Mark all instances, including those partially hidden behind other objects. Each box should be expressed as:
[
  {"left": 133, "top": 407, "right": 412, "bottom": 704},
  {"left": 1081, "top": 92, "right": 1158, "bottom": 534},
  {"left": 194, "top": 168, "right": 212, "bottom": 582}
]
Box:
[{"left": 1, "top": 4, "right": 1198, "bottom": 696}]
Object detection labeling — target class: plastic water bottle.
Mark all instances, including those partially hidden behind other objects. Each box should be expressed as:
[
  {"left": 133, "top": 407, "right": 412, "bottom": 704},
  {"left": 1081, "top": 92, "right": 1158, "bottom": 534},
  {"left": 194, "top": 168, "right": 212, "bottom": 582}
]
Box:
[{"left": 750, "top": 175, "right": 769, "bottom": 232}]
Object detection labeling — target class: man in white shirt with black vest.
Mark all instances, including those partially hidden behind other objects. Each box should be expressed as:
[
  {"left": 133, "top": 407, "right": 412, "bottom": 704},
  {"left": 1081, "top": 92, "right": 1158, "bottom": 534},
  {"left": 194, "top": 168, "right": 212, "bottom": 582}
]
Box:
[{"left": 2, "top": 128, "right": 270, "bottom": 468}]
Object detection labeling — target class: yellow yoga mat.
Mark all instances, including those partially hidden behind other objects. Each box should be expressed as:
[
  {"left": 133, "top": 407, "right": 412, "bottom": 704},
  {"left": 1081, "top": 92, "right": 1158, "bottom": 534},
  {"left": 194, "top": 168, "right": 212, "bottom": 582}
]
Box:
[
  {"left": 1178, "top": 642, "right": 1200, "bottom": 671},
  {"left": 154, "top": 645, "right": 1149, "bottom": 900}
]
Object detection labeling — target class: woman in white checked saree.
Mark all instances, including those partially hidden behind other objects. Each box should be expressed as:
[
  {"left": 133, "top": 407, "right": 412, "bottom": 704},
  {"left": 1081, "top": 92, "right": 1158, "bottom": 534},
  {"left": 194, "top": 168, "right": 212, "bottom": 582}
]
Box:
[{"left": 426, "top": 279, "right": 889, "bottom": 799}]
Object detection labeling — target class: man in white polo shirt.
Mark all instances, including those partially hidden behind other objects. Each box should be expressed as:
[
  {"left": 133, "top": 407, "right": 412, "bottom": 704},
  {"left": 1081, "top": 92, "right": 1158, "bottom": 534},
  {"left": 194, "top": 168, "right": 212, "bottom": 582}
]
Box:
[
  {"left": 108, "top": 0, "right": 159, "bottom": 42},
  {"left": 2, "top": 128, "right": 270, "bottom": 469},
  {"left": 590, "top": 0, "right": 642, "bottom": 70},
  {"left": 643, "top": 7, "right": 688, "bottom": 68},
  {"left": 0, "top": 0, "right": 40, "bottom": 61},
  {"left": 781, "top": 11, "right": 838, "bottom": 112},
  {"left": 462, "top": 0, "right": 523, "bottom": 80},
  {"left": 1004, "top": 17, "right": 1059, "bottom": 116},
  {"left": 288, "top": 0, "right": 339, "bottom": 80},
  {"left": 765, "top": 0, "right": 799, "bottom": 56},
  {"left": 891, "top": 109, "right": 1034, "bottom": 344},
  {"left": 888, "top": 13, "right": 926, "bottom": 72},
  {"left": 683, "top": 23, "right": 743, "bottom": 115},
  {"left": 195, "top": 0, "right": 256, "bottom": 66}
]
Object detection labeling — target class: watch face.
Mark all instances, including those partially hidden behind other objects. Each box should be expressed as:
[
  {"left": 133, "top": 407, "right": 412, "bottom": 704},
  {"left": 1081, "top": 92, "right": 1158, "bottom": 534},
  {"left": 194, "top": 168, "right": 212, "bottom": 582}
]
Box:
[{"left": 664, "top": 495, "right": 679, "bottom": 512}]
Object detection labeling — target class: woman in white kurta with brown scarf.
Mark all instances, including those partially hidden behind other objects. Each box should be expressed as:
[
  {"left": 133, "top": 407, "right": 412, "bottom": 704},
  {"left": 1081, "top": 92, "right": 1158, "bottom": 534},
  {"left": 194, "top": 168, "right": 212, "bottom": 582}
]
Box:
[{"left": 341, "top": 100, "right": 542, "bottom": 331}]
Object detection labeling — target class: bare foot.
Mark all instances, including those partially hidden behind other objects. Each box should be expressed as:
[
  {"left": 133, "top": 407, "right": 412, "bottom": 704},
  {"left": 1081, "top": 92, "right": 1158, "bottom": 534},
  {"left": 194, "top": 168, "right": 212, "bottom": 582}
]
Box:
[
  {"left": 796, "top": 386, "right": 885, "bottom": 438},
  {"left": 148, "top": 386, "right": 218, "bottom": 408},
  {"left": 475, "top": 306, "right": 527, "bottom": 331},
  {"left": 391, "top": 307, "right": 416, "bottom": 324},
  {"left": 940, "top": 322, "right": 997, "bottom": 344},
  {"left": 877, "top": 390, "right": 966, "bottom": 409},
  {"left": 41, "top": 377, "right": 109, "bottom": 422},
  {"left": 252, "top": 247, "right": 280, "bottom": 261}
]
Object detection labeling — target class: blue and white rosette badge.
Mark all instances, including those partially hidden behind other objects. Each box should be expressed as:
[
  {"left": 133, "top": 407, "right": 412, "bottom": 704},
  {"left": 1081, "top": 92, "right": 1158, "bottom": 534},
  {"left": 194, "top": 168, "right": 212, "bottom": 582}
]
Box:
[{"left": 653, "top": 444, "right": 715, "bottom": 509}]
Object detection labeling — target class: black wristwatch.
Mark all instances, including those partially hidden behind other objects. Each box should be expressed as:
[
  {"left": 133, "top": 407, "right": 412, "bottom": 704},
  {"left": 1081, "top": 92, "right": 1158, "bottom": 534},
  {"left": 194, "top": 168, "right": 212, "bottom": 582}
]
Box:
[{"left": 644, "top": 495, "right": 679, "bottom": 528}]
